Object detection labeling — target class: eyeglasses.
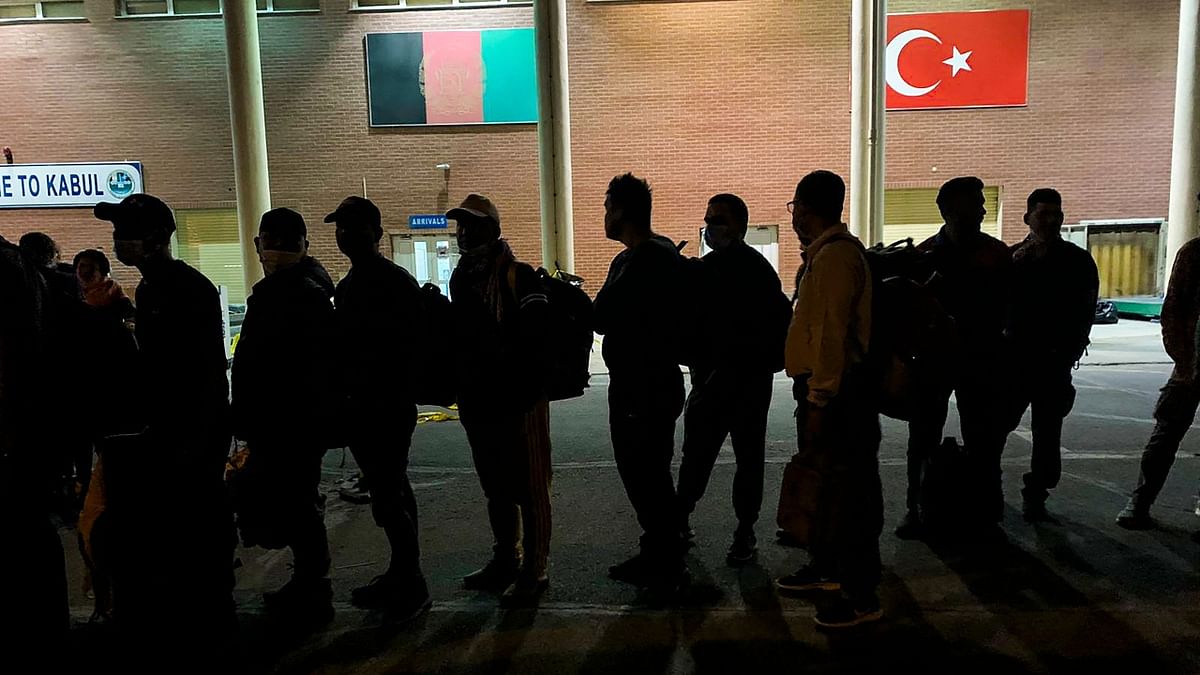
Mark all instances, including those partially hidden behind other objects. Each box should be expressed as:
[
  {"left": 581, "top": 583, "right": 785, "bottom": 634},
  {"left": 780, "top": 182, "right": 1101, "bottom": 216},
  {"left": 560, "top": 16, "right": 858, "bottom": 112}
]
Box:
[{"left": 786, "top": 201, "right": 796, "bottom": 214}]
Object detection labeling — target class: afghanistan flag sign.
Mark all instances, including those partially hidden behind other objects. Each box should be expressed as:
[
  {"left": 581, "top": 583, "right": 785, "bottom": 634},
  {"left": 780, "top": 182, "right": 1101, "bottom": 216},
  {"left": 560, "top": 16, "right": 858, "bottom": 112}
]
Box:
[{"left": 365, "top": 28, "right": 539, "bottom": 127}]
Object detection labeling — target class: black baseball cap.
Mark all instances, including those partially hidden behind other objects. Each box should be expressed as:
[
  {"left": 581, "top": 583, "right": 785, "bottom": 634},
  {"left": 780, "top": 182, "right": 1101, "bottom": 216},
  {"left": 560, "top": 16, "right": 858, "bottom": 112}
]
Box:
[
  {"left": 324, "top": 196, "right": 381, "bottom": 231},
  {"left": 259, "top": 207, "right": 307, "bottom": 240},
  {"left": 94, "top": 194, "right": 176, "bottom": 239}
]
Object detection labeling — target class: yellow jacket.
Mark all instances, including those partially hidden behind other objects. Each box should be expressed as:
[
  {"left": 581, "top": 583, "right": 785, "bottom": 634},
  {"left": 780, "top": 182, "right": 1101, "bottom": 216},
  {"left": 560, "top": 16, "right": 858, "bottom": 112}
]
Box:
[{"left": 785, "top": 224, "right": 872, "bottom": 407}]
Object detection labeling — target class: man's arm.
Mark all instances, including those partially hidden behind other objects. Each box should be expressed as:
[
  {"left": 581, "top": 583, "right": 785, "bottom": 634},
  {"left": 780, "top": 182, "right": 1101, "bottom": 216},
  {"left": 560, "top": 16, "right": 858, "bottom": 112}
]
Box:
[
  {"left": 1162, "top": 241, "right": 1198, "bottom": 364},
  {"left": 1070, "top": 253, "right": 1101, "bottom": 362}
]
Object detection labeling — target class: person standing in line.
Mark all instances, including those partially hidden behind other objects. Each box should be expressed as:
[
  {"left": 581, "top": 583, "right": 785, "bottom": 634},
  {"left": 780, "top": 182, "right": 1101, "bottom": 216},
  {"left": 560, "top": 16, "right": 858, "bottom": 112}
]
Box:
[
  {"left": 676, "top": 193, "right": 792, "bottom": 565},
  {"left": 774, "top": 170, "right": 884, "bottom": 629},
  {"left": 448, "top": 194, "right": 554, "bottom": 608},
  {"left": 231, "top": 208, "right": 339, "bottom": 624},
  {"left": 1005, "top": 189, "right": 1098, "bottom": 522},
  {"left": 329, "top": 196, "right": 431, "bottom": 620},
  {"left": 595, "top": 173, "right": 689, "bottom": 596}
]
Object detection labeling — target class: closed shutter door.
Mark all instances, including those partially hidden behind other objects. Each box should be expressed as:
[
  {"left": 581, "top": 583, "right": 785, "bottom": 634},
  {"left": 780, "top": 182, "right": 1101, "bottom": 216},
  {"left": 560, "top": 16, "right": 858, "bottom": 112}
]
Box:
[
  {"left": 883, "top": 186, "right": 1001, "bottom": 245},
  {"left": 174, "top": 208, "right": 245, "bottom": 303}
]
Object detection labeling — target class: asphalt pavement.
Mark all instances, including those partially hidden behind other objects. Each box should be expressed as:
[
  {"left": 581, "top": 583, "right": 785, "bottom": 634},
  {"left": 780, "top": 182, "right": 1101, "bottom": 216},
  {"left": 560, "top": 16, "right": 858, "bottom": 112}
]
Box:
[{"left": 59, "top": 322, "right": 1200, "bottom": 674}]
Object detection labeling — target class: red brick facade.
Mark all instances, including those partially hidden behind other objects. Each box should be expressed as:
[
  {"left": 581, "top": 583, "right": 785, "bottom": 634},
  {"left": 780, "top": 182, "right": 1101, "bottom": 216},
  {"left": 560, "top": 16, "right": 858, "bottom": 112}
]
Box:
[{"left": 0, "top": 0, "right": 1181, "bottom": 294}]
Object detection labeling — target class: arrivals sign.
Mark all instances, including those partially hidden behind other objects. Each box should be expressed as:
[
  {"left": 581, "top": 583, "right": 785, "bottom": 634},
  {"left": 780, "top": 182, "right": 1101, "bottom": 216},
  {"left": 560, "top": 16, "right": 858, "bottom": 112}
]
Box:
[
  {"left": 0, "top": 162, "right": 144, "bottom": 209},
  {"left": 886, "top": 10, "right": 1030, "bottom": 110}
]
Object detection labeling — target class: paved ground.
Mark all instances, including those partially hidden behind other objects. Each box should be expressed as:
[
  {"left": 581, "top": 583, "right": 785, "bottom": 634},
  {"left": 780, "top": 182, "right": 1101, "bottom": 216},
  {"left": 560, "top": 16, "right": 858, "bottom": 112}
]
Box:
[{"left": 61, "top": 322, "right": 1200, "bottom": 674}]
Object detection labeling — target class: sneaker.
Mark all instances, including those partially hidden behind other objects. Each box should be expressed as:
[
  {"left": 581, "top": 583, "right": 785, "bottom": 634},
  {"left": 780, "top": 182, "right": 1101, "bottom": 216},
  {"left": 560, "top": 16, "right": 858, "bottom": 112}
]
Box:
[
  {"left": 499, "top": 575, "right": 549, "bottom": 609},
  {"left": 814, "top": 597, "right": 884, "bottom": 629},
  {"left": 775, "top": 566, "right": 840, "bottom": 592},
  {"left": 1115, "top": 504, "right": 1155, "bottom": 530},
  {"left": 463, "top": 558, "right": 520, "bottom": 592},
  {"left": 894, "top": 511, "right": 924, "bottom": 540},
  {"left": 609, "top": 553, "right": 652, "bottom": 586},
  {"left": 682, "top": 523, "right": 696, "bottom": 548},
  {"left": 726, "top": 530, "right": 757, "bottom": 566},
  {"left": 352, "top": 573, "right": 427, "bottom": 612}
]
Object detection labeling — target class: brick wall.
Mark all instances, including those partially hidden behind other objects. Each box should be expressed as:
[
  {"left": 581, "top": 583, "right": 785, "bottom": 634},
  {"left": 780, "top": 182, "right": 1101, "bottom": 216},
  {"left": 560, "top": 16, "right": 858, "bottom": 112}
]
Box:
[
  {"left": 0, "top": 0, "right": 1181, "bottom": 295},
  {"left": 0, "top": 0, "right": 542, "bottom": 290}
]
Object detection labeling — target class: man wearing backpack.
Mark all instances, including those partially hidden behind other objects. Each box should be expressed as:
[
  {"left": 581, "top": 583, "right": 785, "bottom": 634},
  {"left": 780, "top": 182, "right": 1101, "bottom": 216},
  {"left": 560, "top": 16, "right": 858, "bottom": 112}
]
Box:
[
  {"left": 595, "top": 173, "right": 689, "bottom": 596},
  {"left": 448, "top": 194, "right": 554, "bottom": 608},
  {"left": 677, "top": 193, "right": 792, "bottom": 565},
  {"left": 1006, "top": 189, "right": 1098, "bottom": 523},
  {"left": 329, "top": 196, "right": 431, "bottom": 620},
  {"left": 774, "top": 170, "right": 883, "bottom": 629},
  {"left": 896, "top": 177, "right": 1013, "bottom": 539}
]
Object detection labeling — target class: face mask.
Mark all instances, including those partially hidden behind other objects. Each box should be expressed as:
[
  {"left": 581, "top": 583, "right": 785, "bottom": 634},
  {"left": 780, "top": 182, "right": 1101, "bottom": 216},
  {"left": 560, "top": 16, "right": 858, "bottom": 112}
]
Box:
[
  {"left": 260, "top": 250, "right": 305, "bottom": 275},
  {"left": 113, "top": 239, "right": 146, "bottom": 265}
]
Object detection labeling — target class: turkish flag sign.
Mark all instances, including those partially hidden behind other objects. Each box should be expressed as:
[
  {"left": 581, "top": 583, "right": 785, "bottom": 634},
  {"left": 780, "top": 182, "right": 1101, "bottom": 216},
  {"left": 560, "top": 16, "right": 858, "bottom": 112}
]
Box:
[{"left": 886, "top": 9, "right": 1030, "bottom": 110}]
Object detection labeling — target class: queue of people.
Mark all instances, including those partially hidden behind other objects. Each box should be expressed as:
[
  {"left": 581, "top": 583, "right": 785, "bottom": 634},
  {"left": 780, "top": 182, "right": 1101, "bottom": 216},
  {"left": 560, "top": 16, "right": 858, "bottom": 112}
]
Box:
[{"left": 5, "top": 167, "right": 1194, "bottom": 656}]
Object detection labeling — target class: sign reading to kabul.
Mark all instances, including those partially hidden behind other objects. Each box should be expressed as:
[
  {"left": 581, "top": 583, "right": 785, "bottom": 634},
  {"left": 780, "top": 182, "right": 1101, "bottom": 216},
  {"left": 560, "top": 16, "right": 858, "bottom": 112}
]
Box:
[
  {"left": 886, "top": 10, "right": 1030, "bottom": 110},
  {"left": 0, "top": 162, "right": 144, "bottom": 209}
]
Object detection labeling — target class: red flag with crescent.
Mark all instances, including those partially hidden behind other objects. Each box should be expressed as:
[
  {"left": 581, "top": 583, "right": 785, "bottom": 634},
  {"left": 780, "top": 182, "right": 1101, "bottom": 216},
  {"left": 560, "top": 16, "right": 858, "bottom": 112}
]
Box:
[{"left": 886, "top": 10, "right": 1031, "bottom": 110}]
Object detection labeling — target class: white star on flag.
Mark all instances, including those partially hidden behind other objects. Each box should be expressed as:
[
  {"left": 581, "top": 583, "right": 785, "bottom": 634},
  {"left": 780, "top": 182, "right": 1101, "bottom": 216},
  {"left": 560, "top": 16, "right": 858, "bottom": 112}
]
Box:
[{"left": 943, "top": 46, "right": 973, "bottom": 77}]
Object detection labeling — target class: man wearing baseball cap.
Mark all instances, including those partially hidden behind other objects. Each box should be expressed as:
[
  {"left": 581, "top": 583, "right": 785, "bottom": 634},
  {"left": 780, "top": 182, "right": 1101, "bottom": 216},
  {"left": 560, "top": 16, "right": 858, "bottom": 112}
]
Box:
[
  {"left": 230, "top": 207, "right": 338, "bottom": 624},
  {"left": 448, "top": 194, "right": 553, "bottom": 608},
  {"left": 93, "top": 193, "right": 236, "bottom": 651},
  {"left": 327, "top": 196, "right": 431, "bottom": 620}
]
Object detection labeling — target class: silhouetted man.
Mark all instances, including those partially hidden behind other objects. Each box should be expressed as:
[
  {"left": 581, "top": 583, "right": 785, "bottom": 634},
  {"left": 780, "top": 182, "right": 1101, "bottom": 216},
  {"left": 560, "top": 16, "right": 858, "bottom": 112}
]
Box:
[
  {"left": 0, "top": 233, "right": 67, "bottom": 655},
  {"left": 1006, "top": 189, "right": 1098, "bottom": 522},
  {"left": 94, "top": 194, "right": 235, "bottom": 653},
  {"left": 1117, "top": 192, "right": 1200, "bottom": 531},
  {"left": 329, "top": 196, "right": 431, "bottom": 619},
  {"left": 20, "top": 232, "right": 88, "bottom": 508},
  {"left": 595, "top": 173, "right": 688, "bottom": 595},
  {"left": 677, "top": 194, "right": 792, "bottom": 565},
  {"left": 896, "top": 177, "right": 1013, "bottom": 538},
  {"left": 774, "top": 170, "right": 883, "bottom": 629},
  {"left": 231, "top": 208, "right": 338, "bottom": 623},
  {"left": 448, "top": 194, "right": 554, "bottom": 608}
]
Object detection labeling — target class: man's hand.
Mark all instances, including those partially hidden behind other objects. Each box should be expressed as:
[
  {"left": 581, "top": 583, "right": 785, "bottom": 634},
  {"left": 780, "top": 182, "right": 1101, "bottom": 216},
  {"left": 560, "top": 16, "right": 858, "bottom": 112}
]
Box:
[{"left": 2, "top": 147, "right": 12, "bottom": 164}]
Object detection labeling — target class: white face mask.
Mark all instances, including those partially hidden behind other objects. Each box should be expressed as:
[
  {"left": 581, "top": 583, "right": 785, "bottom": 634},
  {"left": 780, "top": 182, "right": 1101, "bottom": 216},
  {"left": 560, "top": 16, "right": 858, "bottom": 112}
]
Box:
[{"left": 259, "top": 250, "right": 305, "bottom": 276}]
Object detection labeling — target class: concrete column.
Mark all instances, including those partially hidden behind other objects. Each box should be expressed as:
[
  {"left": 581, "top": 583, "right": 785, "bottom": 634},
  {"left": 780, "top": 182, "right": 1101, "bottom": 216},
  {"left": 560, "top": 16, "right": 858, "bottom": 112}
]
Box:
[
  {"left": 850, "top": 0, "right": 886, "bottom": 245},
  {"left": 1166, "top": 0, "right": 1200, "bottom": 285},
  {"left": 223, "top": 0, "right": 271, "bottom": 293},
  {"left": 535, "top": 0, "right": 575, "bottom": 273}
]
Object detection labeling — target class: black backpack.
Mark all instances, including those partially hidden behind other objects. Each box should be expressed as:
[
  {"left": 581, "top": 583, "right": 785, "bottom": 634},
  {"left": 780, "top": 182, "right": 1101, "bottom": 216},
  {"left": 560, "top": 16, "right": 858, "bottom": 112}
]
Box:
[
  {"left": 508, "top": 266, "right": 594, "bottom": 401},
  {"left": 839, "top": 237, "right": 958, "bottom": 421},
  {"left": 414, "top": 283, "right": 457, "bottom": 408}
]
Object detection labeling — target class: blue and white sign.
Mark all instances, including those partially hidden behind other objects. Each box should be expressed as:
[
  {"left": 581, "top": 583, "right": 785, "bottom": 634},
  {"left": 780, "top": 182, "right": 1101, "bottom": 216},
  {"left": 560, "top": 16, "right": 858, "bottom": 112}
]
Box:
[
  {"left": 409, "top": 214, "right": 448, "bottom": 229},
  {"left": 0, "top": 162, "right": 144, "bottom": 209}
]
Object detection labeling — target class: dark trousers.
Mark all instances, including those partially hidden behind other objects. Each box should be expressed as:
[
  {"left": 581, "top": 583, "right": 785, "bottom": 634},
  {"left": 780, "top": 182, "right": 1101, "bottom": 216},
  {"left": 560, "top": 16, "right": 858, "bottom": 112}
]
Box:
[
  {"left": 1010, "top": 363, "right": 1075, "bottom": 505},
  {"left": 0, "top": 500, "right": 68, "bottom": 656},
  {"left": 609, "top": 369, "right": 685, "bottom": 564},
  {"left": 794, "top": 377, "right": 883, "bottom": 602},
  {"left": 105, "top": 429, "right": 236, "bottom": 648},
  {"left": 460, "top": 399, "right": 553, "bottom": 578},
  {"left": 677, "top": 368, "right": 773, "bottom": 530},
  {"left": 1129, "top": 367, "right": 1200, "bottom": 513},
  {"left": 242, "top": 441, "right": 331, "bottom": 580},
  {"left": 348, "top": 401, "right": 424, "bottom": 584},
  {"left": 906, "top": 361, "right": 1008, "bottom": 521}
]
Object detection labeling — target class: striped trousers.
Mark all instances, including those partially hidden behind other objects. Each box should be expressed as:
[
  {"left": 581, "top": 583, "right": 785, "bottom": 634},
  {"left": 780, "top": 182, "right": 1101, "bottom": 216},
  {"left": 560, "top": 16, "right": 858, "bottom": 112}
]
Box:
[{"left": 460, "top": 398, "right": 553, "bottom": 579}]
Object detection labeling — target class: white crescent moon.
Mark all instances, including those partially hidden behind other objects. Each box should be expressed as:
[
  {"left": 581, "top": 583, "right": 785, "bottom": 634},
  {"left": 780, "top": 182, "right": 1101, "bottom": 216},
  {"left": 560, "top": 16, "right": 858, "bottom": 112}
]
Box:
[{"left": 886, "top": 29, "right": 943, "bottom": 97}]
